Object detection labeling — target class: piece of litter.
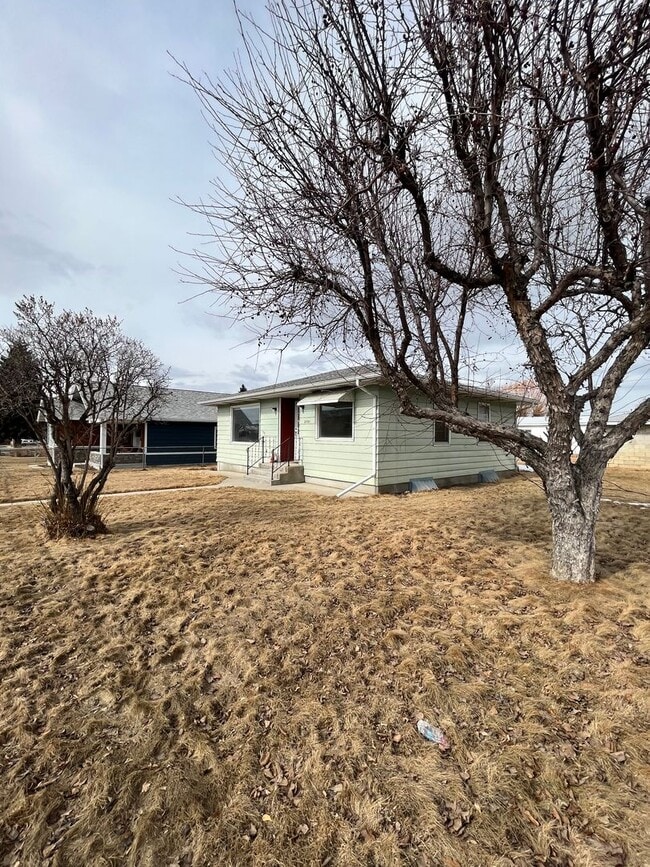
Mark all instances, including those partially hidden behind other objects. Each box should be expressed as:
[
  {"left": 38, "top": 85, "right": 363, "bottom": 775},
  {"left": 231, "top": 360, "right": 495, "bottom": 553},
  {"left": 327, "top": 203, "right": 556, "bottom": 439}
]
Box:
[
  {"left": 262, "top": 814, "right": 272, "bottom": 822},
  {"left": 416, "top": 719, "right": 449, "bottom": 748}
]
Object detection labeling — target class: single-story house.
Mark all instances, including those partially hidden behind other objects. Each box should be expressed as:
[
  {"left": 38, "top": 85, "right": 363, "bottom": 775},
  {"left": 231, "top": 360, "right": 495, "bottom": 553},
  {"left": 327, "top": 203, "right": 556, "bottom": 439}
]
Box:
[
  {"left": 44, "top": 387, "right": 227, "bottom": 468},
  {"left": 517, "top": 414, "right": 650, "bottom": 468},
  {"left": 202, "top": 365, "right": 525, "bottom": 494}
]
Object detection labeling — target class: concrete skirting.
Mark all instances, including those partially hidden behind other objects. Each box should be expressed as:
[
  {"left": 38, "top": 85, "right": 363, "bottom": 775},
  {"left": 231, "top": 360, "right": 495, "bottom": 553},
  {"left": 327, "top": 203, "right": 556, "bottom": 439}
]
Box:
[
  {"left": 377, "top": 468, "right": 518, "bottom": 495},
  {"left": 218, "top": 461, "right": 248, "bottom": 474},
  {"left": 219, "top": 466, "right": 517, "bottom": 495},
  {"left": 219, "top": 461, "right": 305, "bottom": 485},
  {"left": 303, "top": 475, "right": 377, "bottom": 495}
]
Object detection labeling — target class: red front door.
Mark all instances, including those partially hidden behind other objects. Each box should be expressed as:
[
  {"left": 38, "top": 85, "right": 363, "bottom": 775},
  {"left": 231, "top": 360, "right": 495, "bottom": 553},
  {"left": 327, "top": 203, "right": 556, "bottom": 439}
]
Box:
[{"left": 279, "top": 398, "right": 296, "bottom": 461}]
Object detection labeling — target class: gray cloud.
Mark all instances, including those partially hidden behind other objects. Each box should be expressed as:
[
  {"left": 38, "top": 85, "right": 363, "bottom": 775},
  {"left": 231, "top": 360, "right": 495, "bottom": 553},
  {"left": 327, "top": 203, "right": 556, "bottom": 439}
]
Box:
[
  {"left": 228, "top": 362, "right": 278, "bottom": 389},
  {"left": 168, "top": 365, "right": 199, "bottom": 379},
  {"left": 0, "top": 232, "right": 96, "bottom": 294},
  {"left": 228, "top": 351, "right": 333, "bottom": 389},
  {"left": 170, "top": 375, "right": 233, "bottom": 392}
]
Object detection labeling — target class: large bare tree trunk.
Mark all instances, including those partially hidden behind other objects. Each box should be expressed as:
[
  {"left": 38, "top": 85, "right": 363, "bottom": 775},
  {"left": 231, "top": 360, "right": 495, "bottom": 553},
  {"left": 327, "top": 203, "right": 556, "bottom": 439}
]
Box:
[{"left": 545, "top": 470, "right": 603, "bottom": 584}]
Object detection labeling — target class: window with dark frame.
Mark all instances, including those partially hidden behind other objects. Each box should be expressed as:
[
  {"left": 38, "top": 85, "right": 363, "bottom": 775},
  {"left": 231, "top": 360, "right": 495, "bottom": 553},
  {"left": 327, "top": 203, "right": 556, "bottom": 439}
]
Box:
[
  {"left": 433, "top": 420, "right": 450, "bottom": 443},
  {"left": 318, "top": 402, "right": 353, "bottom": 438},
  {"left": 231, "top": 405, "right": 260, "bottom": 442}
]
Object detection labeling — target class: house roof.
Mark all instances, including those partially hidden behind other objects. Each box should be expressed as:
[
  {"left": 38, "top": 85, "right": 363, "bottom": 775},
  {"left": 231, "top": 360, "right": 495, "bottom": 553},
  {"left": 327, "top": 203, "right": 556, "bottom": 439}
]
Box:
[
  {"left": 148, "top": 388, "right": 228, "bottom": 422},
  {"left": 41, "top": 387, "right": 228, "bottom": 424},
  {"left": 201, "top": 364, "right": 532, "bottom": 406}
]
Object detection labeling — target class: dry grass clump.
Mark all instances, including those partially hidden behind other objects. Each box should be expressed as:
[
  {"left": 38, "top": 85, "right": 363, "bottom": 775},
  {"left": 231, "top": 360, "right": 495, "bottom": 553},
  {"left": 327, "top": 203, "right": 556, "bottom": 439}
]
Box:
[
  {"left": 0, "top": 473, "right": 648, "bottom": 866},
  {"left": 41, "top": 504, "right": 109, "bottom": 540},
  {"left": 0, "top": 456, "right": 223, "bottom": 504}
]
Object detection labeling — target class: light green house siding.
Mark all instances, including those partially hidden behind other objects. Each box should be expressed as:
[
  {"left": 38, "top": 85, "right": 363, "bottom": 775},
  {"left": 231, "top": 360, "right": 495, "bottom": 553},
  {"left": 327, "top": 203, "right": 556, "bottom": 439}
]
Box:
[
  {"left": 216, "top": 398, "right": 279, "bottom": 471},
  {"left": 299, "top": 388, "right": 375, "bottom": 488},
  {"left": 375, "top": 387, "right": 517, "bottom": 491},
  {"left": 215, "top": 384, "right": 518, "bottom": 492}
]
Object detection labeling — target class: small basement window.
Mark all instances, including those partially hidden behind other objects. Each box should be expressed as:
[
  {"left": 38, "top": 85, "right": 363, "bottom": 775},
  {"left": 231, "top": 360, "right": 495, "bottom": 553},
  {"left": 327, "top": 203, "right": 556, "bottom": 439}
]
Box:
[
  {"left": 231, "top": 405, "right": 260, "bottom": 443},
  {"left": 318, "top": 402, "right": 353, "bottom": 438},
  {"left": 433, "top": 420, "right": 450, "bottom": 443}
]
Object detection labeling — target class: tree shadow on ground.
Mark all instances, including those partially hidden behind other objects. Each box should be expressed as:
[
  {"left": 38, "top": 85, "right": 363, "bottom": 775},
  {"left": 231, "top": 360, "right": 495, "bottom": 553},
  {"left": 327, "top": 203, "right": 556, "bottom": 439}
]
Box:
[{"left": 469, "top": 488, "right": 650, "bottom": 581}]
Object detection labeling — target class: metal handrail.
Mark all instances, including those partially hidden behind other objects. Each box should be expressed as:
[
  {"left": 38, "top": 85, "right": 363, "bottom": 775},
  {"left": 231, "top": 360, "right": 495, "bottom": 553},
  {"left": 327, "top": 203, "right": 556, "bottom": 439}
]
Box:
[
  {"left": 270, "top": 436, "right": 302, "bottom": 481},
  {"left": 246, "top": 436, "right": 265, "bottom": 474}
]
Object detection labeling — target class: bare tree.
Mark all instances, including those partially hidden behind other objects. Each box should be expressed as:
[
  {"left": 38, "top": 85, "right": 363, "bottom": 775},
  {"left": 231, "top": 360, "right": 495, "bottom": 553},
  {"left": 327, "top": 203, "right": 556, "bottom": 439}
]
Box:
[
  {"left": 179, "top": 0, "right": 650, "bottom": 583},
  {"left": 0, "top": 297, "right": 168, "bottom": 537}
]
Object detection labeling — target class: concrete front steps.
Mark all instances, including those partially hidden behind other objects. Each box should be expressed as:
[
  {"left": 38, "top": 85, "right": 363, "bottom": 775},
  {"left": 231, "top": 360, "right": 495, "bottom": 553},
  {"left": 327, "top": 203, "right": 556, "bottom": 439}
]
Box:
[{"left": 248, "top": 462, "right": 305, "bottom": 486}]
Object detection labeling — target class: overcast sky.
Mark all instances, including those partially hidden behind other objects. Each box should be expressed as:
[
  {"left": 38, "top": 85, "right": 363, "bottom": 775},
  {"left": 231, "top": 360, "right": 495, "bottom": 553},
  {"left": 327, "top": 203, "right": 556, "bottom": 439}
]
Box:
[
  {"left": 0, "top": 0, "right": 335, "bottom": 392},
  {"left": 0, "top": 1, "right": 646, "bottom": 409}
]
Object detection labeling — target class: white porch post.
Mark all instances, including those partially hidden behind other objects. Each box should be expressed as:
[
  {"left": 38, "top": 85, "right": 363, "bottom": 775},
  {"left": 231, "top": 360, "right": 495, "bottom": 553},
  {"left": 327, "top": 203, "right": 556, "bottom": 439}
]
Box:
[{"left": 99, "top": 423, "right": 107, "bottom": 470}]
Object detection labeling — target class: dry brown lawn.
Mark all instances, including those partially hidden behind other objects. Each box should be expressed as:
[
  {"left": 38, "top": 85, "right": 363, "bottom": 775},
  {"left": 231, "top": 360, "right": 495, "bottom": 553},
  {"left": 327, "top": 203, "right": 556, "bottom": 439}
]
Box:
[
  {"left": 0, "top": 471, "right": 649, "bottom": 867},
  {"left": 0, "top": 456, "right": 224, "bottom": 504},
  {"left": 600, "top": 469, "right": 650, "bottom": 503}
]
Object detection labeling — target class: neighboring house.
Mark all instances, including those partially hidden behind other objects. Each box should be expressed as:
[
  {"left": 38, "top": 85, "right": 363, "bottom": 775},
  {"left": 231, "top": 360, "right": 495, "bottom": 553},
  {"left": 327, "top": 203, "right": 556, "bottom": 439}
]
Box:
[
  {"left": 517, "top": 415, "right": 650, "bottom": 468},
  {"left": 44, "top": 387, "right": 227, "bottom": 468},
  {"left": 202, "top": 365, "right": 525, "bottom": 494},
  {"left": 516, "top": 416, "right": 553, "bottom": 444}
]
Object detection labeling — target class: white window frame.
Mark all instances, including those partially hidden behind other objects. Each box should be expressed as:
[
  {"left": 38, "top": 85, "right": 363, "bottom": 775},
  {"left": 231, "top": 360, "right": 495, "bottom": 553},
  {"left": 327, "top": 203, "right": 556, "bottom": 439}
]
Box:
[
  {"left": 477, "top": 402, "right": 491, "bottom": 422},
  {"left": 230, "top": 403, "right": 261, "bottom": 444},
  {"left": 316, "top": 401, "right": 355, "bottom": 441}
]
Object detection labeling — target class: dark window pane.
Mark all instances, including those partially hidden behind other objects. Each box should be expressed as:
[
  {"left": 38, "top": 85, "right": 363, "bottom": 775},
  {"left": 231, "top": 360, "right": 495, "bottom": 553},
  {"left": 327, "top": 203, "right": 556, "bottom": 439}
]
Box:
[
  {"left": 319, "top": 402, "right": 353, "bottom": 438},
  {"left": 434, "top": 420, "right": 449, "bottom": 443},
  {"left": 232, "top": 406, "right": 260, "bottom": 442}
]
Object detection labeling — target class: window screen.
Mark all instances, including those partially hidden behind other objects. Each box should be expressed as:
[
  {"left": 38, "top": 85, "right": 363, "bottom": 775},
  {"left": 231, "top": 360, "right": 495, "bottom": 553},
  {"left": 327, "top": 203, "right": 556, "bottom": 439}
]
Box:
[
  {"left": 318, "top": 402, "right": 353, "bottom": 438},
  {"left": 232, "top": 405, "right": 260, "bottom": 442}
]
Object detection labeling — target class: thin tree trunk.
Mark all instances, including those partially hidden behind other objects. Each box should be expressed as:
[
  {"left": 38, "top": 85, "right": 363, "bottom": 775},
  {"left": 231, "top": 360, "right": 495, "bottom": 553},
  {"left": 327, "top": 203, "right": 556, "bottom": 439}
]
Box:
[
  {"left": 546, "top": 469, "right": 603, "bottom": 583},
  {"left": 56, "top": 455, "right": 85, "bottom": 529}
]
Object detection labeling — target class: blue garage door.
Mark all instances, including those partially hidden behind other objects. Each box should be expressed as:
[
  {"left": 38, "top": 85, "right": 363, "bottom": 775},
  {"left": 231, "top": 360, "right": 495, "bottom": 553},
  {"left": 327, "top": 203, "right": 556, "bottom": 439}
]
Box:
[{"left": 146, "top": 422, "right": 217, "bottom": 466}]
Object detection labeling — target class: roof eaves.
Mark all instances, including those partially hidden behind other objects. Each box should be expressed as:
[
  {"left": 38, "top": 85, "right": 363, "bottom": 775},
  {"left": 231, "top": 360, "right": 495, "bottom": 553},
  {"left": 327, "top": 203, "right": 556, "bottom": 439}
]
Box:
[
  {"left": 200, "top": 372, "right": 382, "bottom": 405},
  {"left": 203, "top": 381, "right": 530, "bottom": 407}
]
